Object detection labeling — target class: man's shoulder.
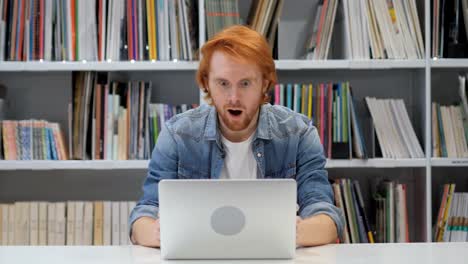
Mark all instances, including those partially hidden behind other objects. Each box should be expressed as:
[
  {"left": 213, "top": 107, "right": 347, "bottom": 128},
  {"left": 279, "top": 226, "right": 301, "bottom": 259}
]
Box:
[
  {"left": 266, "top": 104, "right": 312, "bottom": 137},
  {"left": 166, "top": 104, "right": 212, "bottom": 141}
]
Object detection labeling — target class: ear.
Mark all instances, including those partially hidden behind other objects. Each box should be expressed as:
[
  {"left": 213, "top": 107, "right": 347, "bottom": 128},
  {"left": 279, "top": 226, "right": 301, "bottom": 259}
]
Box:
[
  {"left": 262, "top": 79, "right": 269, "bottom": 94},
  {"left": 203, "top": 76, "right": 210, "bottom": 93}
]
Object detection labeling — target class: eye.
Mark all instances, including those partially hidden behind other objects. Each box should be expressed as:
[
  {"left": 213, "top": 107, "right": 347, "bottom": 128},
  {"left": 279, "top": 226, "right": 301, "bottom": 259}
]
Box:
[
  {"left": 218, "top": 80, "right": 229, "bottom": 87},
  {"left": 241, "top": 80, "right": 250, "bottom": 87}
]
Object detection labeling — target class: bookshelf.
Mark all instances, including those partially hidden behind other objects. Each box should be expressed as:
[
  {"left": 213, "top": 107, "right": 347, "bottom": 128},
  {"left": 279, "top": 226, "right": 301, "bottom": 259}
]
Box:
[
  {"left": 431, "top": 59, "right": 468, "bottom": 68},
  {"left": 0, "top": 60, "right": 427, "bottom": 72},
  {"left": 0, "top": 158, "right": 428, "bottom": 170},
  {"left": 0, "top": 61, "right": 201, "bottom": 72},
  {"left": 0, "top": 0, "right": 467, "bottom": 245},
  {"left": 431, "top": 158, "right": 468, "bottom": 167}
]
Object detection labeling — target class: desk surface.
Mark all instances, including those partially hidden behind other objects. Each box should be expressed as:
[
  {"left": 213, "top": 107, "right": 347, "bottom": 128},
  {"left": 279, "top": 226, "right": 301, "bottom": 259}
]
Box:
[{"left": 1, "top": 243, "right": 467, "bottom": 263}]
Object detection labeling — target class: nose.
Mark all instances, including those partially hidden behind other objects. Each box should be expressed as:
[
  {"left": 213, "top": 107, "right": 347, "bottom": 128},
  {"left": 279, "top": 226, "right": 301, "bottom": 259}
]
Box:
[{"left": 228, "top": 87, "right": 241, "bottom": 102}]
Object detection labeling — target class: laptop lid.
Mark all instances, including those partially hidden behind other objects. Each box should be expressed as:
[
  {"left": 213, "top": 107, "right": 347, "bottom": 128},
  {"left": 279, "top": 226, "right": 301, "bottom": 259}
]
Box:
[{"left": 159, "top": 179, "right": 296, "bottom": 260}]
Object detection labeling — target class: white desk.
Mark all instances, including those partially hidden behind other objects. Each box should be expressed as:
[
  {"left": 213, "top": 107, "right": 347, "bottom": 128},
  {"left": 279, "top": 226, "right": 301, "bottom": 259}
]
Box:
[{"left": 1, "top": 243, "right": 467, "bottom": 264}]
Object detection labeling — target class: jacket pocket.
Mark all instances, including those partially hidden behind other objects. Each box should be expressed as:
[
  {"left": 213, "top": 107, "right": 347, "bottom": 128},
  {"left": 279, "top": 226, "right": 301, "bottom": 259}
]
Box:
[{"left": 178, "top": 164, "right": 210, "bottom": 179}]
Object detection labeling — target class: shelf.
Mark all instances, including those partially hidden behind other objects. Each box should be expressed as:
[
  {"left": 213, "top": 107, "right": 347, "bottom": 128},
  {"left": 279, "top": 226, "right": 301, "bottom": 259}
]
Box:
[
  {"left": 326, "top": 159, "right": 426, "bottom": 168},
  {"left": 275, "top": 60, "right": 425, "bottom": 70},
  {"left": 0, "top": 60, "right": 427, "bottom": 72},
  {"left": 0, "top": 160, "right": 150, "bottom": 170},
  {"left": 0, "top": 159, "right": 427, "bottom": 170},
  {"left": 0, "top": 61, "right": 200, "bottom": 71},
  {"left": 431, "top": 158, "right": 468, "bottom": 167},
  {"left": 431, "top": 59, "right": 468, "bottom": 68}
]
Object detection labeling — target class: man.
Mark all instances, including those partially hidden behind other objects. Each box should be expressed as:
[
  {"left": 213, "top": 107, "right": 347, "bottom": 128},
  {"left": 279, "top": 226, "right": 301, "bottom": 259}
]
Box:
[{"left": 129, "top": 25, "right": 344, "bottom": 247}]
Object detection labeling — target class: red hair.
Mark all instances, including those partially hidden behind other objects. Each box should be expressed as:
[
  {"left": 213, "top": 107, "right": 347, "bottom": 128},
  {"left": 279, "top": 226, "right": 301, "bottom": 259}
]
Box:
[{"left": 196, "top": 25, "right": 277, "bottom": 104}]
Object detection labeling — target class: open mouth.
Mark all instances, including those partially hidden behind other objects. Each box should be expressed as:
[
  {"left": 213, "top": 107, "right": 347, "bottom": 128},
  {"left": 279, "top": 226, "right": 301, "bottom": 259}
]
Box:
[{"left": 228, "top": 109, "right": 243, "bottom": 116}]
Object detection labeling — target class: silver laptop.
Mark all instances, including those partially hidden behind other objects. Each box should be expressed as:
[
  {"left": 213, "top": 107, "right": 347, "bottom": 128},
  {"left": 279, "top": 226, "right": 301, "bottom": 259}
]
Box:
[{"left": 159, "top": 179, "right": 296, "bottom": 260}]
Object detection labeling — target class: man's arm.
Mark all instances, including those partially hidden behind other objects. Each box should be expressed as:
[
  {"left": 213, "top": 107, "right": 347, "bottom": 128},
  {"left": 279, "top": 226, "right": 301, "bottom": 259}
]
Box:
[
  {"left": 296, "top": 214, "right": 337, "bottom": 247},
  {"left": 129, "top": 123, "right": 178, "bottom": 247},
  {"left": 131, "top": 217, "right": 160, "bottom": 247},
  {"left": 295, "top": 121, "right": 344, "bottom": 247}
]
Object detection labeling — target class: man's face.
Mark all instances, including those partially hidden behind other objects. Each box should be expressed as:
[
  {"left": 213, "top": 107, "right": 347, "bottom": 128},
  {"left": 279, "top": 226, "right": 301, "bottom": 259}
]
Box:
[{"left": 207, "top": 51, "right": 267, "bottom": 131}]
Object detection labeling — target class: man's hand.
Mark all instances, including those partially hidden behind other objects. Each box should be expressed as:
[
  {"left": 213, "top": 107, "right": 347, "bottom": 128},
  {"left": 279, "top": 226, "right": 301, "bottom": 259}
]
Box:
[
  {"left": 131, "top": 216, "right": 161, "bottom": 248},
  {"left": 296, "top": 214, "right": 338, "bottom": 247},
  {"left": 296, "top": 216, "right": 303, "bottom": 247}
]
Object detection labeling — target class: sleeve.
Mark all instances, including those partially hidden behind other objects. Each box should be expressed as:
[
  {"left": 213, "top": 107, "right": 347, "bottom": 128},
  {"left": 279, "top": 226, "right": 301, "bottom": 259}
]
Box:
[
  {"left": 295, "top": 121, "right": 345, "bottom": 240},
  {"left": 128, "top": 122, "right": 179, "bottom": 240}
]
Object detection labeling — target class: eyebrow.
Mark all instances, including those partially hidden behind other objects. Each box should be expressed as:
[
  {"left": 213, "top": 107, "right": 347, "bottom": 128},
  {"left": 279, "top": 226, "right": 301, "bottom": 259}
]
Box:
[{"left": 213, "top": 76, "right": 257, "bottom": 82}]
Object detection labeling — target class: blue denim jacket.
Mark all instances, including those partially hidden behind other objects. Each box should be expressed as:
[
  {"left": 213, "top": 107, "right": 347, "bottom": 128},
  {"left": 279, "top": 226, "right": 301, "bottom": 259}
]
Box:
[{"left": 129, "top": 103, "right": 344, "bottom": 239}]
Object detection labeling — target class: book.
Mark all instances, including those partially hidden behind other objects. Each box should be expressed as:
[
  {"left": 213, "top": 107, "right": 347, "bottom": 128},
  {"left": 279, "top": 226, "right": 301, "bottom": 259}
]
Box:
[
  {"left": 103, "top": 201, "right": 112, "bottom": 245},
  {"left": 74, "top": 201, "right": 84, "bottom": 245},
  {"left": 93, "top": 201, "right": 104, "bottom": 245},
  {"left": 83, "top": 202, "right": 93, "bottom": 245},
  {"left": 29, "top": 202, "right": 39, "bottom": 245},
  {"left": 111, "top": 201, "right": 120, "bottom": 245},
  {"left": 38, "top": 202, "right": 47, "bottom": 245},
  {"left": 55, "top": 202, "right": 66, "bottom": 245}
]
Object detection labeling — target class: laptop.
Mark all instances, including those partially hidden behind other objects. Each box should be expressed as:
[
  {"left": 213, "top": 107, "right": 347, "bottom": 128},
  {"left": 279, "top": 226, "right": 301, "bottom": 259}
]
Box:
[{"left": 159, "top": 179, "right": 296, "bottom": 260}]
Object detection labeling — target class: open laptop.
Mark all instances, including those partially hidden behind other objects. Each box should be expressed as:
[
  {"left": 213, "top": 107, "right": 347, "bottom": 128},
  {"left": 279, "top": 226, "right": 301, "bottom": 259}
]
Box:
[{"left": 159, "top": 179, "right": 296, "bottom": 260}]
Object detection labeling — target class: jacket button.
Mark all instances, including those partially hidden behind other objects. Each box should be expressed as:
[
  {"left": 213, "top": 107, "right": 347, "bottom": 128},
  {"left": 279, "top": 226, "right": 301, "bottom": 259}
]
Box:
[{"left": 257, "top": 153, "right": 262, "bottom": 158}]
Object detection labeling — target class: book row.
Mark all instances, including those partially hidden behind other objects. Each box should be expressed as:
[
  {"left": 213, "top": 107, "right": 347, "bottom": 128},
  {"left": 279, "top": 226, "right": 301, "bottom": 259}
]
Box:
[
  {"left": 1, "top": 120, "right": 67, "bottom": 160},
  {"left": 0, "top": 201, "right": 136, "bottom": 246},
  {"left": 432, "top": 73, "right": 468, "bottom": 158},
  {"left": 332, "top": 179, "right": 409, "bottom": 244},
  {"left": 434, "top": 184, "right": 468, "bottom": 242},
  {"left": 271, "top": 83, "right": 424, "bottom": 159},
  {"left": 0, "top": 0, "right": 198, "bottom": 62},
  {"left": 71, "top": 72, "right": 198, "bottom": 160}
]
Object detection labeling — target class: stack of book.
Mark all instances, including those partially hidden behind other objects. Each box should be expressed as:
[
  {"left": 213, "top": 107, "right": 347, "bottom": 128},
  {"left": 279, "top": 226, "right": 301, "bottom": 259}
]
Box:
[
  {"left": 332, "top": 179, "right": 410, "bottom": 243},
  {"left": 432, "top": 74, "right": 468, "bottom": 158},
  {"left": 1, "top": 120, "right": 67, "bottom": 160},
  {"left": 71, "top": 72, "right": 197, "bottom": 160},
  {"left": 434, "top": 184, "right": 468, "bottom": 242},
  {"left": 432, "top": 104, "right": 468, "bottom": 158},
  {"left": 148, "top": 103, "right": 198, "bottom": 157},
  {"left": 343, "top": 0, "right": 423, "bottom": 60},
  {"left": 432, "top": 0, "right": 468, "bottom": 58},
  {"left": 305, "top": 0, "right": 339, "bottom": 60},
  {"left": 272, "top": 82, "right": 366, "bottom": 159},
  {"left": 332, "top": 179, "right": 374, "bottom": 243},
  {"left": 365, "top": 97, "right": 424, "bottom": 158},
  {"left": 247, "top": 0, "right": 283, "bottom": 47},
  {"left": 0, "top": 201, "right": 136, "bottom": 246},
  {"left": 0, "top": 0, "right": 198, "bottom": 61},
  {"left": 374, "top": 181, "right": 410, "bottom": 243},
  {"left": 205, "top": 0, "right": 240, "bottom": 40}
]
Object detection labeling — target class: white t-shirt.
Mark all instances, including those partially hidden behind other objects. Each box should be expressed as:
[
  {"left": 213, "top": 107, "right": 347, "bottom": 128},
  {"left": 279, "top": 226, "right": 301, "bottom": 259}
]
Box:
[{"left": 219, "top": 133, "right": 258, "bottom": 179}]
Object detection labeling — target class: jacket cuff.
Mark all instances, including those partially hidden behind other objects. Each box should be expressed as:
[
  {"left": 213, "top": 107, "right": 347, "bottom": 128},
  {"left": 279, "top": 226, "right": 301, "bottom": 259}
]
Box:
[
  {"left": 299, "top": 201, "right": 345, "bottom": 242},
  {"left": 128, "top": 204, "right": 159, "bottom": 244}
]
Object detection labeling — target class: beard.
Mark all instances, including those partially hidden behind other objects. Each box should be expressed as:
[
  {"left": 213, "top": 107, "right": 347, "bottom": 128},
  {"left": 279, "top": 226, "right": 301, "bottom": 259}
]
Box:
[{"left": 214, "top": 101, "right": 261, "bottom": 132}]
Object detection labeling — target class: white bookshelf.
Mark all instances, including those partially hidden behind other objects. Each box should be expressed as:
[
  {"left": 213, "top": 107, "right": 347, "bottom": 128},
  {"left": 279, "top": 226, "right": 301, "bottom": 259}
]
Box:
[
  {"left": 0, "top": 60, "right": 426, "bottom": 72},
  {"left": 1, "top": 0, "right": 466, "bottom": 244},
  {"left": 275, "top": 60, "right": 426, "bottom": 70},
  {"left": 0, "top": 159, "right": 429, "bottom": 170},
  {"left": 326, "top": 159, "right": 427, "bottom": 168},
  {"left": 0, "top": 160, "right": 150, "bottom": 170},
  {"left": 431, "top": 158, "right": 468, "bottom": 167},
  {"left": 431, "top": 59, "right": 468, "bottom": 68},
  {"left": 0, "top": 61, "right": 200, "bottom": 72}
]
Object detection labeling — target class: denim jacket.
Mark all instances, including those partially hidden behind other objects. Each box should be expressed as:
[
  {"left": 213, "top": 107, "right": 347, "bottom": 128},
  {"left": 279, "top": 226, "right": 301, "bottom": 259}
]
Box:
[{"left": 129, "top": 103, "right": 344, "bottom": 239}]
